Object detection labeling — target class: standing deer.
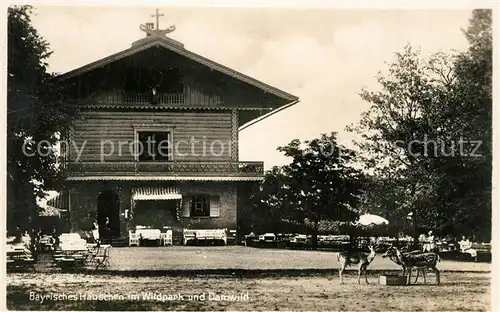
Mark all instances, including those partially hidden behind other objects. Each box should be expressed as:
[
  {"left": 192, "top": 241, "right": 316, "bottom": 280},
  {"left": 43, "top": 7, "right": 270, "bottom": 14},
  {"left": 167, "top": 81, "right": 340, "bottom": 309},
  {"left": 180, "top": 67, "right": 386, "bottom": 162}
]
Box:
[
  {"left": 382, "top": 248, "right": 426, "bottom": 283},
  {"left": 383, "top": 246, "right": 440, "bottom": 285},
  {"left": 338, "top": 245, "right": 376, "bottom": 284}
]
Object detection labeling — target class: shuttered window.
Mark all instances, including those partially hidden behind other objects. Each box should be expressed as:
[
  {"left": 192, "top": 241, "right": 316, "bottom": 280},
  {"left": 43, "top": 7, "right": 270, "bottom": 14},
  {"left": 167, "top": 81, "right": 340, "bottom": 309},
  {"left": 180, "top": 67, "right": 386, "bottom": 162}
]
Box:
[
  {"left": 182, "top": 198, "right": 190, "bottom": 217},
  {"left": 182, "top": 195, "right": 221, "bottom": 218},
  {"left": 210, "top": 196, "right": 220, "bottom": 217}
]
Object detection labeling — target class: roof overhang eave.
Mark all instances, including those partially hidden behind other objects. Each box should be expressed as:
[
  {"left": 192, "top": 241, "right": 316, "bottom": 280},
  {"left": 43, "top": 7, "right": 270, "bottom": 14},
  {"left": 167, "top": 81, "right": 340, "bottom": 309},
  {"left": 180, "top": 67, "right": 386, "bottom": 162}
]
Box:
[
  {"left": 54, "top": 38, "right": 298, "bottom": 102},
  {"left": 238, "top": 99, "right": 300, "bottom": 132}
]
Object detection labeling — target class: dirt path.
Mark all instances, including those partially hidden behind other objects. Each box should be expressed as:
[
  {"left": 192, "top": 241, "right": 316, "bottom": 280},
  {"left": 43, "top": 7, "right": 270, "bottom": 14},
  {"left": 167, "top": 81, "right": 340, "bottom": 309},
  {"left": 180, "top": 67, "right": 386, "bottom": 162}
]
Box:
[{"left": 7, "top": 272, "right": 490, "bottom": 311}]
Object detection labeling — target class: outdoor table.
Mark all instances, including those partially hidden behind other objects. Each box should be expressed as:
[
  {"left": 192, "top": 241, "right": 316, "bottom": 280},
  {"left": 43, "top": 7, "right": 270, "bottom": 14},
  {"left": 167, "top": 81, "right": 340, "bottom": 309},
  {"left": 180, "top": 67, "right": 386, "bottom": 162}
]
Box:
[
  {"left": 6, "top": 247, "right": 35, "bottom": 270},
  {"left": 54, "top": 246, "right": 89, "bottom": 268},
  {"left": 7, "top": 249, "right": 28, "bottom": 260},
  {"left": 40, "top": 236, "right": 55, "bottom": 251}
]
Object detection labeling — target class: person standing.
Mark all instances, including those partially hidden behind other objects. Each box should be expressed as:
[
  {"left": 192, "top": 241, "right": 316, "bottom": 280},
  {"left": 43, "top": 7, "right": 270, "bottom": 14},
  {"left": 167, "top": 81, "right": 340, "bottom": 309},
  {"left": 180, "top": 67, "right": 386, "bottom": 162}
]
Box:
[
  {"left": 51, "top": 225, "right": 60, "bottom": 249},
  {"left": 420, "top": 232, "right": 428, "bottom": 251},
  {"left": 92, "top": 220, "right": 100, "bottom": 243},
  {"left": 426, "top": 231, "right": 436, "bottom": 252},
  {"left": 104, "top": 217, "right": 111, "bottom": 238},
  {"left": 14, "top": 226, "right": 22, "bottom": 244}
]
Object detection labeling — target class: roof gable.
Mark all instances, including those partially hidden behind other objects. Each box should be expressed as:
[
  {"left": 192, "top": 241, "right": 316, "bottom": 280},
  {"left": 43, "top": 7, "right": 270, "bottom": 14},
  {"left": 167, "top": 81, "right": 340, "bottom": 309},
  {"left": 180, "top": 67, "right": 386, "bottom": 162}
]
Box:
[{"left": 56, "top": 36, "right": 298, "bottom": 103}]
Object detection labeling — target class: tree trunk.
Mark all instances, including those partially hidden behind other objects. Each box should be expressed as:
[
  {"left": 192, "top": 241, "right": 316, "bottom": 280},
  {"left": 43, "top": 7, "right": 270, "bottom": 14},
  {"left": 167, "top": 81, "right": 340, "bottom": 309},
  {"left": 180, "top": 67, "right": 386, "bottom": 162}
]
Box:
[
  {"left": 412, "top": 208, "right": 418, "bottom": 249},
  {"left": 410, "top": 184, "right": 419, "bottom": 249},
  {"left": 311, "top": 220, "right": 318, "bottom": 250}
]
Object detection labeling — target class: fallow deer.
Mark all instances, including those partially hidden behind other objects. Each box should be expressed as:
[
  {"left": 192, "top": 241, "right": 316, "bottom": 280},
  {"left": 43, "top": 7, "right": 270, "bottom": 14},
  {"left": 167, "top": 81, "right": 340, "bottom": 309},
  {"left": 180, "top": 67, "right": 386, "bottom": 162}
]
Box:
[
  {"left": 383, "top": 246, "right": 440, "bottom": 285},
  {"left": 338, "top": 245, "right": 376, "bottom": 284},
  {"left": 382, "top": 248, "right": 425, "bottom": 283}
]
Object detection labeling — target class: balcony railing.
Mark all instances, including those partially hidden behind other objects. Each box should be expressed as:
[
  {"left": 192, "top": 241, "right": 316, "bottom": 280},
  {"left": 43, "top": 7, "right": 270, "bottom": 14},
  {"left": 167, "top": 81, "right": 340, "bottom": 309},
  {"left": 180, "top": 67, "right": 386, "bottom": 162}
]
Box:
[
  {"left": 124, "top": 93, "right": 184, "bottom": 105},
  {"left": 87, "top": 93, "right": 184, "bottom": 105},
  {"left": 65, "top": 161, "right": 264, "bottom": 177}
]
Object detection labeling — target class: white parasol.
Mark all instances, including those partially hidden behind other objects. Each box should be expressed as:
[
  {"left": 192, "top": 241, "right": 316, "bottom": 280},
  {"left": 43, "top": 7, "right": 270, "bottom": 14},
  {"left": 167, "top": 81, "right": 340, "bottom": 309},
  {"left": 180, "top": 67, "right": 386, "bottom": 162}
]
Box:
[{"left": 357, "top": 214, "right": 389, "bottom": 226}]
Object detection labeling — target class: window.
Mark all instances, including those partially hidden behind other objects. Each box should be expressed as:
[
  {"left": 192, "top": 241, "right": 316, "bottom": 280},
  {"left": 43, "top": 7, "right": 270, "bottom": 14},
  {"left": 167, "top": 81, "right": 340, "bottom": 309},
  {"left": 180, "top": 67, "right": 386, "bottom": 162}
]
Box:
[
  {"left": 182, "top": 195, "right": 220, "bottom": 218},
  {"left": 136, "top": 131, "right": 171, "bottom": 161},
  {"left": 190, "top": 195, "right": 210, "bottom": 217}
]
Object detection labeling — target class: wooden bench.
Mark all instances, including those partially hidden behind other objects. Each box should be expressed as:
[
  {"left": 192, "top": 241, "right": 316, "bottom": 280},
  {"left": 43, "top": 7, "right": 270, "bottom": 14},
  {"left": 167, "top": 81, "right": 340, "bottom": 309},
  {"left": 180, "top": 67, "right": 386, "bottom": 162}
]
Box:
[
  {"left": 451, "top": 243, "right": 492, "bottom": 262},
  {"left": 472, "top": 243, "right": 491, "bottom": 261},
  {"left": 183, "top": 229, "right": 227, "bottom": 245}
]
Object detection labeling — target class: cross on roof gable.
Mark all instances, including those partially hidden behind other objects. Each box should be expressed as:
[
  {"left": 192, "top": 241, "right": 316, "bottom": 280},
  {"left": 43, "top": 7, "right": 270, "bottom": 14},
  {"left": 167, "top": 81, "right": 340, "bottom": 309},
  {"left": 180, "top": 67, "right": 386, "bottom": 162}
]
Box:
[
  {"left": 56, "top": 35, "right": 298, "bottom": 102},
  {"left": 139, "top": 8, "right": 177, "bottom": 40}
]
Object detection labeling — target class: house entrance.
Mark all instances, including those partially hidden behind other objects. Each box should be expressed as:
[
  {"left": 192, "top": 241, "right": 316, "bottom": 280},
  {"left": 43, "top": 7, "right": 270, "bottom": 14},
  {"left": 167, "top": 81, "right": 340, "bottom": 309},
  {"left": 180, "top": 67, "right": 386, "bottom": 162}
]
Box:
[{"left": 97, "top": 190, "right": 120, "bottom": 239}]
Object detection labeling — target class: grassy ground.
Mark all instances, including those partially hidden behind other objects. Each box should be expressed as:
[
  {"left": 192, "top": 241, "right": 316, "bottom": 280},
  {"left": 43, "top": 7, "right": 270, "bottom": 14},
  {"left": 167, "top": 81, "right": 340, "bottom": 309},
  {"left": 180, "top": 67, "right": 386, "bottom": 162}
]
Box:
[
  {"left": 104, "top": 246, "right": 489, "bottom": 271},
  {"left": 7, "top": 272, "right": 490, "bottom": 311}
]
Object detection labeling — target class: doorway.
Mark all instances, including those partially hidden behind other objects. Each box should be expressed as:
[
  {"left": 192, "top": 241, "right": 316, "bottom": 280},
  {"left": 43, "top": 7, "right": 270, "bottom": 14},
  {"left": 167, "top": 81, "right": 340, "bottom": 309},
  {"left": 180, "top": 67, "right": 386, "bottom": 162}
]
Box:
[{"left": 97, "top": 189, "right": 120, "bottom": 238}]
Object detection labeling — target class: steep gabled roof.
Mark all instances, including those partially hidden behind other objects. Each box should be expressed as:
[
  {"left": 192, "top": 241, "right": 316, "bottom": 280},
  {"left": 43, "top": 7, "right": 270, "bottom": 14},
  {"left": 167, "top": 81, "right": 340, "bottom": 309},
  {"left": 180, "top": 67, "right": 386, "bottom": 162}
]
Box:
[{"left": 56, "top": 36, "right": 298, "bottom": 102}]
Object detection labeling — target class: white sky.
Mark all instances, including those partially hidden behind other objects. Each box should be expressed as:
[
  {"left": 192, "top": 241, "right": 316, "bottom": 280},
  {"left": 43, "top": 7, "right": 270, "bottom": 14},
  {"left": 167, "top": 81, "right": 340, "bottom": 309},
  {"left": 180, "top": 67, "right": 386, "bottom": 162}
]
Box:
[{"left": 30, "top": 6, "right": 471, "bottom": 170}]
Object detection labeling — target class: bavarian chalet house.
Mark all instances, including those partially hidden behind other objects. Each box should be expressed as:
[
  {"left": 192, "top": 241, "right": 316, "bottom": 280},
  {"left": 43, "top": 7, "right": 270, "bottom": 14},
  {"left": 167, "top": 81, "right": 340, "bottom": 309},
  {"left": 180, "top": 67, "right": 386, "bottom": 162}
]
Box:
[{"left": 53, "top": 11, "right": 298, "bottom": 245}]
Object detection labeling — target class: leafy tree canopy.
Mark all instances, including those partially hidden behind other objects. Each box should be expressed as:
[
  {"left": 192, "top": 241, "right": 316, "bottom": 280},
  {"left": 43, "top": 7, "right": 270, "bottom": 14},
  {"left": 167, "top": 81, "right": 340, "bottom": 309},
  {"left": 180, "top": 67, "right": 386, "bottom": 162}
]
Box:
[{"left": 8, "top": 5, "right": 79, "bottom": 231}]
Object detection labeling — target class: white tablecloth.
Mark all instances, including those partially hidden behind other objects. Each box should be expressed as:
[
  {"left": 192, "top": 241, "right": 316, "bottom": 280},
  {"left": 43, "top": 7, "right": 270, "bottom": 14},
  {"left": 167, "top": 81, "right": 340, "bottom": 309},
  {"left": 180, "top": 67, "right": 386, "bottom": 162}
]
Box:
[
  {"left": 135, "top": 229, "right": 161, "bottom": 240},
  {"left": 60, "top": 245, "right": 88, "bottom": 251}
]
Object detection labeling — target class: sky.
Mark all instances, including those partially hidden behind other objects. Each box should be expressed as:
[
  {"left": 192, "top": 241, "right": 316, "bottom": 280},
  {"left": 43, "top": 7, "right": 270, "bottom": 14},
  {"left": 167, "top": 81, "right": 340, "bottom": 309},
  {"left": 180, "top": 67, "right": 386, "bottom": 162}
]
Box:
[{"left": 29, "top": 6, "right": 472, "bottom": 171}]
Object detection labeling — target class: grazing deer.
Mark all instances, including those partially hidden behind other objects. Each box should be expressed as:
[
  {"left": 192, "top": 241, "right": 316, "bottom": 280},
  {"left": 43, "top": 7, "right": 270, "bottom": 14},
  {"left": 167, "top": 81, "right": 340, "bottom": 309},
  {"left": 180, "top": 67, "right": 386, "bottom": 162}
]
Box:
[
  {"left": 338, "top": 245, "right": 376, "bottom": 284},
  {"left": 382, "top": 248, "right": 426, "bottom": 283},
  {"left": 383, "top": 246, "right": 440, "bottom": 285}
]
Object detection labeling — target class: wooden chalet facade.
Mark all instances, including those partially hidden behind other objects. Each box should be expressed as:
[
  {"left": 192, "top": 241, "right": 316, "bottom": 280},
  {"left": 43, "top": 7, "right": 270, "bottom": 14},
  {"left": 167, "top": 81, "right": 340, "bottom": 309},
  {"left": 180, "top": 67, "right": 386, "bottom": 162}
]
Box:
[{"left": 54, "top": 16, "right": 298, "bottom": 244}]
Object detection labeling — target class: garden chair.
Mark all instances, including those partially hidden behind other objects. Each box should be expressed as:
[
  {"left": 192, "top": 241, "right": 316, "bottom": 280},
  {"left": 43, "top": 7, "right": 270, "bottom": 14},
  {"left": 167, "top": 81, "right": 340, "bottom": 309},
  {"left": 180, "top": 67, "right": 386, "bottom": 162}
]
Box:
[
  {"left": 94, "top": 245, "right": 111, "bottom": 269},
  {"left": 160, "top": 230, "right": 173, "bottom": 246},
  {"left": 129, "top": 231, "right": 140, "bottom": 247}
]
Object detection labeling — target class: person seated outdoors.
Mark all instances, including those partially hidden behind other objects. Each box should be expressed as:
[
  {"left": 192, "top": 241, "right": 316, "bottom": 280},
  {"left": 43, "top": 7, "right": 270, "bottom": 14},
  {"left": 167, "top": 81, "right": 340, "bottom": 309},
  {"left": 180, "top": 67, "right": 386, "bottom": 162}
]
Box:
[{"left": 459, "top": 236, "right": 478, "bottom": 262}]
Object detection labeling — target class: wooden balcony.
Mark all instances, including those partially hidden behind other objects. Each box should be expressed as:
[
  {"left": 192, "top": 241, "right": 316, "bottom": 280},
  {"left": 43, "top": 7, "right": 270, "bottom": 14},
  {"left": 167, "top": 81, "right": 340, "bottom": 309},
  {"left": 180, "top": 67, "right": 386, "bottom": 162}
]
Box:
[
  {"left": 88, "top": 93, "right": 185, "bottom": 105},
  {"left": 123, "top": 93, "right": 184, "bottom": 105},
  {"left": 64, "top": 161, "right": 264, "bottom": 178},
  {"left": 81, "top": 87, "right": 223, "bottom": 107}
]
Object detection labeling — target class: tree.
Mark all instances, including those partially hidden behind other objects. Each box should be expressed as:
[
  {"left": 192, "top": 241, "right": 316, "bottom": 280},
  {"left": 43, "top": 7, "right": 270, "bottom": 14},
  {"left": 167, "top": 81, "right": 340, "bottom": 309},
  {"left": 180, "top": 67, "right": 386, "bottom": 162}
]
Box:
[
  {"left": 254, "top": 133, "right": 364, "bottom": 248},
  {"left": 348, "top": 9, "right": 492, "bottom": 241},
  {"left": 346, "top": 44, "right": 444, "bottom": 243},
  {"left": 426, "top": 9, "right": 492, "bottom": 240},
  {"left": 7, "top": 6, "right": 78, "bottom": 232},
  {"left": 248, "top": 166, "right": 292, "bottom": 234},
  {"left": 358, "top": 175, "right": 411, "bottom": 238}
]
